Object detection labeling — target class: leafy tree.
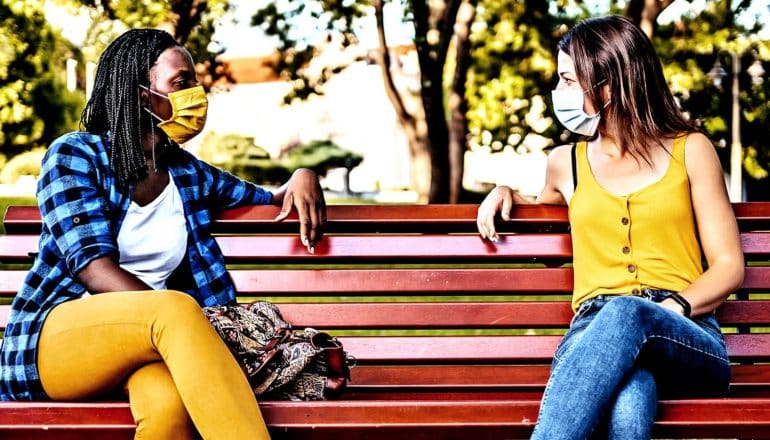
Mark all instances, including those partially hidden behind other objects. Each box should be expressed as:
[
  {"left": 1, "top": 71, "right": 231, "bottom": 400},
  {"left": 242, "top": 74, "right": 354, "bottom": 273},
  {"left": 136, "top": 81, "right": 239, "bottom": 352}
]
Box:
[
  {"left": 466, "top": 0, "right": 559, "bottom": 158},
  {"left": 65, "top": 0, "right": 231, "bottom": 88},
  {"left": 654, "top": 0, "right": 770, "bottom": 200},
  {"left": 252, "top": 0, "right": 476, "bottom": 203},
  {"left": 0, "top": 0, "right": 84, "bottom": 163}
]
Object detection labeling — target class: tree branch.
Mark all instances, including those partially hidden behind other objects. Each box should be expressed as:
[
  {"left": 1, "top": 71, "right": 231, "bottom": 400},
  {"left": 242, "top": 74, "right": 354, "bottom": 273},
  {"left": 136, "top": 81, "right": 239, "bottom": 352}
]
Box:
[
  {"left": 435, "top": 0, "right": 462, "bottom": 72},
  {"left": 374, "top": 0, "right": 416, "bottom": 129}
]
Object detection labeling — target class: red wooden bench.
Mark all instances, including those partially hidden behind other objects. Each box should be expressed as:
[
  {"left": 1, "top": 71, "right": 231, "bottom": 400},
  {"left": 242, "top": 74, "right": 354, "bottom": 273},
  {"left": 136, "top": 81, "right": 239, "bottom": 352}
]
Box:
[{"left": 1, "top": 203, "right": 770, "bottom": 439}]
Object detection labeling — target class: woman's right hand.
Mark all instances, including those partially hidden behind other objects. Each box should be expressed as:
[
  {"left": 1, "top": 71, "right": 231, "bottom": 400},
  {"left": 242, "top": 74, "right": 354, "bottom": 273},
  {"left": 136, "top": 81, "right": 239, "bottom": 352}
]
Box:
[{"left": 476, "top": 186, "right": 515, "bottom": 242}]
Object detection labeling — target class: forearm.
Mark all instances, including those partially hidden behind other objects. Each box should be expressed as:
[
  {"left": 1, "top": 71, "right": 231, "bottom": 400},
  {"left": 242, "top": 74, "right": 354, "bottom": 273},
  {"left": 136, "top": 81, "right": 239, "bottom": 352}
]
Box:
[
  {"left": 665, "top": 258, "right": 744, "bottom": 317},
  {"left": 76, "top": 256, "right": 151, "bottom": 293}
]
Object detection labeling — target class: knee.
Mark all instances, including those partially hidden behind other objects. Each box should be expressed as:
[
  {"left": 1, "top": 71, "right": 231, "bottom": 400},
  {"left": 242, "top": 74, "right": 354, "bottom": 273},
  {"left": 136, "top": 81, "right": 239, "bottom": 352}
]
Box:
[{"left": 152, "top": 290, "right": 206, "bottom": 324}]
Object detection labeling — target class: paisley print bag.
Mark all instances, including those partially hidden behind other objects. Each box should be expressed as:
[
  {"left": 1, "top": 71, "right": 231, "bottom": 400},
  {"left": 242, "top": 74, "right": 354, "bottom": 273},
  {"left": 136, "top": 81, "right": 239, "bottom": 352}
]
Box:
[{"left": 203, "top": 301, "right": 353, "bottom": 401}]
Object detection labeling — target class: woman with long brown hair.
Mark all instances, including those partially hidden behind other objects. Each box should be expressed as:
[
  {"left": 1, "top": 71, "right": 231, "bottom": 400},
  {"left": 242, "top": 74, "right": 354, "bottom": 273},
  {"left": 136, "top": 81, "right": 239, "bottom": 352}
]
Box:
[{"left": 477, "top": 16, "right": 743, "bottom": 438}]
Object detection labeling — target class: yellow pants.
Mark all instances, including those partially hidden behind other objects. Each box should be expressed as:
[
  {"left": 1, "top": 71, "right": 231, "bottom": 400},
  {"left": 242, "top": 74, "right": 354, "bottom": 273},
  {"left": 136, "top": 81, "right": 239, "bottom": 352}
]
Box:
[{"left": 37, "top": 290, "right": 271, "bottom": 440}]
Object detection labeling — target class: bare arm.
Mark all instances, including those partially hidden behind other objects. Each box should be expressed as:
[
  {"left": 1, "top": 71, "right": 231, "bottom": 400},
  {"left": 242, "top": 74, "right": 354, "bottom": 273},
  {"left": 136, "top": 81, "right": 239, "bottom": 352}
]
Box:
[
  {"left": 659, "top": 133, "right": 744, "bottom": 316},
  {"left": 272, "top": 168, "right": 327, "bottom": 253},
  {"left": 77, "top": 256, "right": 151, "bottom": 293},
  {"left": 477, "top": 145, "right": 571, "bottom": 241}
]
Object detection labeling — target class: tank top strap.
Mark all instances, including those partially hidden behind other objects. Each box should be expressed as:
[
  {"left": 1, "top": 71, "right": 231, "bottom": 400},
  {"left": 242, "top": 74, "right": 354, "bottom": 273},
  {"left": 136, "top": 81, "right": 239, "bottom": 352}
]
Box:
[
  {"left": 574, "top": 141, "right": 594, "bottom": 188},
  {"left": 671, "top": 133, "right": 687, "bottom": 162}
]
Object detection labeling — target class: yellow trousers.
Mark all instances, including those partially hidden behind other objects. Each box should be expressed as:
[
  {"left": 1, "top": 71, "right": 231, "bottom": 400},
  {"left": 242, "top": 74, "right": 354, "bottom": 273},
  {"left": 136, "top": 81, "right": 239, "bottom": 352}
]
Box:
[{"left": 37, "top": 290, "right": 271, "bottom": 440}]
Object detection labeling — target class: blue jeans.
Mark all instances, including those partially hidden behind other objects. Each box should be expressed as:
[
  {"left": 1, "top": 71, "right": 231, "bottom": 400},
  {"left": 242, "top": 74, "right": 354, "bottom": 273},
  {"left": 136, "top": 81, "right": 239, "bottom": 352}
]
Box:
[{"left": 531, "top": 289, "right": 731, "bottom": 440}]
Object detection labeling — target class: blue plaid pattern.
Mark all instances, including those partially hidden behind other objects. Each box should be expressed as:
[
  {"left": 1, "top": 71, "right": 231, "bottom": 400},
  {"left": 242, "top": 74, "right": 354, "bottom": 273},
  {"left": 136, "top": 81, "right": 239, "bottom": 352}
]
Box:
[{"left": 0, "top": 132, "right": 272, "bottom": 400}]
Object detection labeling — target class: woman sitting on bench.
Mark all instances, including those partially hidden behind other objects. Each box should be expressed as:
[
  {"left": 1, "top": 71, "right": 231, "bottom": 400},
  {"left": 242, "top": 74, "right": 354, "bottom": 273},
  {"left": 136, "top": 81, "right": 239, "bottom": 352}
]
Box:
[
  {"left": 477, "top": 15, "right": 744, "bottom": 439},
  {"left": 0, "top": 29, "right": 325, "bottom": 439}
]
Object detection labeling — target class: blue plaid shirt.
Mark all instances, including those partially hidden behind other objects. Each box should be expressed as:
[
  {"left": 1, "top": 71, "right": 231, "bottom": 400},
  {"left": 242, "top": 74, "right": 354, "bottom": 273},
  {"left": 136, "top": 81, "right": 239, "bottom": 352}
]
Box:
[{"left": 0, "top": 132, "right": 273, "bottom": 400}]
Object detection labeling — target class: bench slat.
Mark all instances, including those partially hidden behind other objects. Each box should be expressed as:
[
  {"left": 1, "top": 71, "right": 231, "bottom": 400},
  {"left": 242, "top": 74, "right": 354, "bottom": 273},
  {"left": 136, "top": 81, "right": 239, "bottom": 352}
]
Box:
[
  {"left": 337, "top": 334, "right": 770, "bottom": 363},
  {"left": 5, "top": 266, "right": 770, "bottom": 297},
  {"left": 3, "top": 399, "right": 770, "bottom": 439},
  {"left": 349, "top": 364, "right": 770, "bottom": 390},
  {"left": 5, "top": 233, "right": 770, "bottom": 262},
  {"left": 4, "top": 301, "right": 770, "bottom": 330},
  {"left": 6, "top": 203, "right": 770, "bottom": 234}
]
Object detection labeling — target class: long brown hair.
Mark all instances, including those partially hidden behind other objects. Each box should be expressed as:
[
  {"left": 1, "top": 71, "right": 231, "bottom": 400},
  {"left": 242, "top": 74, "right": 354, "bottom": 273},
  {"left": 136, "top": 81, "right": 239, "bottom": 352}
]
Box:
[{"left": 558, "top": 15, "right": 696, "bottom": 164}]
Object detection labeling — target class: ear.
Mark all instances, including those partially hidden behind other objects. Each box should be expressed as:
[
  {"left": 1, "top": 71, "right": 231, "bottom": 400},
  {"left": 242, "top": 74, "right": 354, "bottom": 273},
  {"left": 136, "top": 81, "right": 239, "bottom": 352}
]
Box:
[
  {"left": 600, "top": 83, "right": 611, "bottom": 103},
  {"left": 139, "top": 85, "right": 150, "bottom": 107}
]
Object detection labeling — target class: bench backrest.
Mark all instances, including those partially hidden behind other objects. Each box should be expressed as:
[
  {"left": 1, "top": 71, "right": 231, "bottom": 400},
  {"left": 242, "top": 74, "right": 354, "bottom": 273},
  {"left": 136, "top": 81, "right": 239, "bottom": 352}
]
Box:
[{"left": 2, "top": 203, "right": 770, "bottom": 396}]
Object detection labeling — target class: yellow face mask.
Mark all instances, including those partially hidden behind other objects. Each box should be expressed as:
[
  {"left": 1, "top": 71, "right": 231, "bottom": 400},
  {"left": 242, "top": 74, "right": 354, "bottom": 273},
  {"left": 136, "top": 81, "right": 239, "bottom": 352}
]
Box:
[{"left": 142, "top": 85, "right": 208, "bottom": 144}]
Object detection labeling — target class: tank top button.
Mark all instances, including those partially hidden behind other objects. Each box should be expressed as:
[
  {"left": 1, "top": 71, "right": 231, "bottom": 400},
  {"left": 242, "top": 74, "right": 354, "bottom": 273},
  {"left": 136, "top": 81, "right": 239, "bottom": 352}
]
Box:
[
  {"left": 632, "top": 288, "right": 640, "bottom": 295},
  {"left": 621, "top": 217, "right": 629, "bottom": 225},
  {"left": 622, "top": 246, "right": 630, "bottom": 254},
  {"left": 628, "top": 264, "right": 636, "bottom": 273}
]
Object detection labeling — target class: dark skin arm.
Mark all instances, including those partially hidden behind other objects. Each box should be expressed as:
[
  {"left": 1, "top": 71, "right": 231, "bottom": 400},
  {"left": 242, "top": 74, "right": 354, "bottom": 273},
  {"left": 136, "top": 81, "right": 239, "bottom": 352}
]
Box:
[
  {"left": 79, "top": 170, "right": 325, "bottom": 291},
  {"left": 77, "top": 257, "right": 151, "bottom": 293},
  {"left": 272, "top": 168, "right": 327, "bottom": 253}
]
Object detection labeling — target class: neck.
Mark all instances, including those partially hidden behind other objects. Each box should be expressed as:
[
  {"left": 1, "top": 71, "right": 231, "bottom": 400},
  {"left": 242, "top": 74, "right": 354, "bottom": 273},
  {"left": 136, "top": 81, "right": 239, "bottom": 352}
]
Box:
[{"left": 140, "top": 129, "right": 167, "bottom": 159}]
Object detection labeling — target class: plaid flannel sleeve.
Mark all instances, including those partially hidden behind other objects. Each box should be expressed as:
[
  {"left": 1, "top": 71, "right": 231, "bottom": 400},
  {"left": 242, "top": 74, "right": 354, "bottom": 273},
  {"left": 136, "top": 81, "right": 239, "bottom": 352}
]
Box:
[
  {"left": 37, "top": 136, "right": 118, "bottom": 275},
  {"left": 183, "top": 151, "right": 273, "bottom": 209}
]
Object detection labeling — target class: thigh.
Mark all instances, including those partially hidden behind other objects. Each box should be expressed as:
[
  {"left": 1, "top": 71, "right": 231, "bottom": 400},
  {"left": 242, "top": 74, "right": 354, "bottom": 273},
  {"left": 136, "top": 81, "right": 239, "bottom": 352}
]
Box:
[
  {"left": 38, "top": 291, "right": 170, "bottom": 400},
  {"left": 640, "top": 312, "right": 731, "bottom": 397}
]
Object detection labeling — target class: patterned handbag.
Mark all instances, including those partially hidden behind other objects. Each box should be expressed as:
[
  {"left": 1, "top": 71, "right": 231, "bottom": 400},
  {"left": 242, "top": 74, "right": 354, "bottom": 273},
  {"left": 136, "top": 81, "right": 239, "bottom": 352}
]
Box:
[{"left": 202, "top": 301, "right": 354, "bottom": 401}]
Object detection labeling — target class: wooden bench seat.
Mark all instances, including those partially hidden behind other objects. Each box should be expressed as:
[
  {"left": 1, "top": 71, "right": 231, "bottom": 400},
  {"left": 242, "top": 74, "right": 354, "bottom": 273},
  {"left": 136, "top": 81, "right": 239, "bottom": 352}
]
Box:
[{"left": 1, "top": 203, "right": 770, "bottom": 439}]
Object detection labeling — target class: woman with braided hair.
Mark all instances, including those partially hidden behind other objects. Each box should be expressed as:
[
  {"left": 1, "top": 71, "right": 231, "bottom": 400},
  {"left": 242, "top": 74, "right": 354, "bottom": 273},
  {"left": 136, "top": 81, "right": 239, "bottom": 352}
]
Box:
[{"left": 0, "top": 29, "right": 326, "bottom": 439}]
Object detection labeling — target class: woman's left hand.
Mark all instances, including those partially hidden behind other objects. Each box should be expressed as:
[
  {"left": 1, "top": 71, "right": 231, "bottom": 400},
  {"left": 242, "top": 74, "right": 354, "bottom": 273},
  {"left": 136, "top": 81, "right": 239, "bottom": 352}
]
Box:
[{"left": 273, "top": 168, "right": 327, "bottom": 253}]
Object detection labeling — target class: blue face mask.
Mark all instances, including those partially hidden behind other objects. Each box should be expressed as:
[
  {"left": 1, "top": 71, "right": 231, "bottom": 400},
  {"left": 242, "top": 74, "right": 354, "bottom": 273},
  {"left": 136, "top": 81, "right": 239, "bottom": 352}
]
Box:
[{"left": 551, "top": 82, "right": 608, "bottom": 136}]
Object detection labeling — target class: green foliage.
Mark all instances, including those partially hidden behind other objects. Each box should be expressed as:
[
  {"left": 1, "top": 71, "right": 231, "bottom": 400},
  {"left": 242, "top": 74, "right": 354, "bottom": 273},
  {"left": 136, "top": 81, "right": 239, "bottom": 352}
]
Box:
[
  {"left": 466, "top": 0, "right": 561, "bottom": 152},
  {"left": 197, "top": 132, "right": 363, "bottom": 185},
  {"left": 0, "top": 147, "right": 46, "bottom": 184},
  {"left": 197, "top": 132, "right": 290, "bottom": 185},
  {"left": 0, "top": 0, "right": 84, "bottom": 158},
  {"left": 63, "top": 0, "right": 230, "bottom": 84},
  {"left": 654, "top": 0, "right": 770, "bottom": 185},
  {"left": 279, "top": 139, "right": 363, "bottom": 174},
  {"left": 251, "top": 1, "right": 369, "bottom": 104}
]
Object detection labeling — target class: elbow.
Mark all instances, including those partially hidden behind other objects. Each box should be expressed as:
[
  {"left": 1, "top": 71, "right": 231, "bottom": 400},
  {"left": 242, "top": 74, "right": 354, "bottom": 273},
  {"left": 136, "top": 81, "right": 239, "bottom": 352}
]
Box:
[{"left": 721, "top": 253, "right": 746, "bottom": 293}]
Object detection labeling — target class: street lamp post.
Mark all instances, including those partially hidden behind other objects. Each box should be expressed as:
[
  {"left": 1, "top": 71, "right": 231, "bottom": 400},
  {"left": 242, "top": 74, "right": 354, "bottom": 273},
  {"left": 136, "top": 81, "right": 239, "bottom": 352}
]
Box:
[{"left": 707, "top": 51, "right": 765, "bottom": 202}]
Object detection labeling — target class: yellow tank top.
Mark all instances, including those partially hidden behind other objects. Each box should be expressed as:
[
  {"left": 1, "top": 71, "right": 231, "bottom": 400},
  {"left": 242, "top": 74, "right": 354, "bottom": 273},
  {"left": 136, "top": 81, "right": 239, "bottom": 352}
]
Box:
[{"left": 568, "top": 135, "right": 703, "bottom": 310}]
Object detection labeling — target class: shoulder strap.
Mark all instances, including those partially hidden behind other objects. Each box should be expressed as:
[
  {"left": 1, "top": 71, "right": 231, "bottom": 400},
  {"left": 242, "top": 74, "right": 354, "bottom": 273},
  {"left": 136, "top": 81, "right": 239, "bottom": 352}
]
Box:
[{"left": 571, "top": 143, "right": 578, "bottom": 190}]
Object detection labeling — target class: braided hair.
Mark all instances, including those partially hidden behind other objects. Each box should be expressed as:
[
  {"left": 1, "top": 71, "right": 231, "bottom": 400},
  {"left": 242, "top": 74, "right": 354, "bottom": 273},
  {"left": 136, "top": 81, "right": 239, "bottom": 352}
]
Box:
[{"left": 81, "top": 29, "right": 180, "bottom": 187}]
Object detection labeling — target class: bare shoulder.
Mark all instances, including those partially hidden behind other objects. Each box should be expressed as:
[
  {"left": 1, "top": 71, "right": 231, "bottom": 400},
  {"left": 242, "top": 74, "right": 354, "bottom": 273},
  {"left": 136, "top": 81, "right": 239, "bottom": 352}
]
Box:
[
  {"left": 683, "top": 132, "right": 719, "bottom": 167},
  {"left": 546, "top": 144, "right": 574, "bottom": 173},
  {"left": 538, "top": 144, "right": 573, "bottom": 205}
]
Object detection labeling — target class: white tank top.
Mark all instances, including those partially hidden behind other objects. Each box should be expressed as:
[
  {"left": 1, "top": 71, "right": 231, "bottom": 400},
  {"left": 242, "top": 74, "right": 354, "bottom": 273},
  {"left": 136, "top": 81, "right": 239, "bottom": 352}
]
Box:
[{"left": 117, "top": 177, "right": 188, "bottom": 289}]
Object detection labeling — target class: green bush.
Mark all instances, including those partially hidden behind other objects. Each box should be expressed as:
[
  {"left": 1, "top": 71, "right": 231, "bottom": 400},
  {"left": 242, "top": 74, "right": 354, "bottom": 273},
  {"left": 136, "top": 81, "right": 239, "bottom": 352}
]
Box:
[
  {"left": 0, "top": 148, "right": 45, "bottom": 184},
  {"left": 279, "top": 140, "right": 363, "bottom": 175},
  {"left": 197, "top": 133, "right": 363, "bottom": 185}
]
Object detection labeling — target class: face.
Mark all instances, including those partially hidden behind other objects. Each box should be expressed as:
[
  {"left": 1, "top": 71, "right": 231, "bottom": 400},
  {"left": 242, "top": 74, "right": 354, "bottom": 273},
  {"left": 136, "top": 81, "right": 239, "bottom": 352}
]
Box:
[
  {"left": 143, "top": 46, "right": 198, "bottom": 121},
  {"left": 555, "top": 50, "right": 598, "bottom": 114}
]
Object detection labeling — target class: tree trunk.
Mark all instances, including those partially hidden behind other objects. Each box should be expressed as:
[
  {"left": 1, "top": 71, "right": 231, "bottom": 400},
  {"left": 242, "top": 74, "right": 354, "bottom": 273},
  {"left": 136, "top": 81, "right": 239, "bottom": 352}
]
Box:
[
  {"left": 412, "top": 0, "right": 462, "bottom": 203},
  {"left": 625, "top": 0, "right": 675, "bottom": 37},
  {"left": 448, "top": 0, "right": 476, "bottom": 203},
  {"left": 373, "top": 0, "right": 432, "bottom": 202}
]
